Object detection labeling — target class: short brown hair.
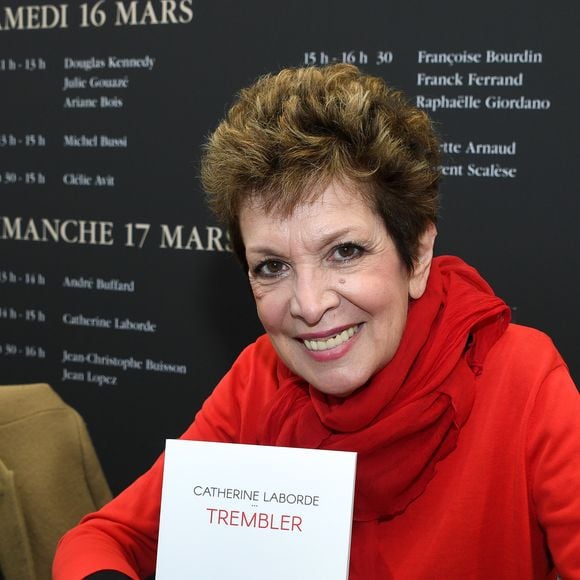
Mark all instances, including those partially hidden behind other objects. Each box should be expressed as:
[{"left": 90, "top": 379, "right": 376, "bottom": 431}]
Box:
[{"left": 201, "top": 63, "right": 440, "bottom": 271}]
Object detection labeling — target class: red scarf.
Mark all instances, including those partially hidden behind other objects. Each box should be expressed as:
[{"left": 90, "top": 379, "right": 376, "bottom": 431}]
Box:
[{"left": 258, "top": 256, "right": 510, "bottom": 578}]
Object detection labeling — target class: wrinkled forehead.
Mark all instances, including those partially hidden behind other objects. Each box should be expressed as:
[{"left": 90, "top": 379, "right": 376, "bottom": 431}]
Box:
[{"left": 238, "top": 180, "right": 389, "bottom": 254}]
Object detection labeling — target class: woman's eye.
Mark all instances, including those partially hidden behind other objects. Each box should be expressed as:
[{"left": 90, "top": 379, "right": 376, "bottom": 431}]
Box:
[
  {"left": 332, "top": 243, "right": 364, "bottom": 262},
  {"left": 254, "top": 260, "right": 287, "bottom": 278}
]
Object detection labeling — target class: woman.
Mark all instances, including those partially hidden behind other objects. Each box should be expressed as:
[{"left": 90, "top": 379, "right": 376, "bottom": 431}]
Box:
[{"left": 53, "top": 64, "right": 580, "bottom": 579}]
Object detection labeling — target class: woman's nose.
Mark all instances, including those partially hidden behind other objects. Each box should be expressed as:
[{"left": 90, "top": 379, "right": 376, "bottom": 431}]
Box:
[{"left": 289, "top": 269, "right": 340, "bottom": 325}]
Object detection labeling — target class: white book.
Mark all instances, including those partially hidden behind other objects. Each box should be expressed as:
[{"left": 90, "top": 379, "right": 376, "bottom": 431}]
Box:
[{"left": 156, "top": 439, "right": 357, "bottom": 580}]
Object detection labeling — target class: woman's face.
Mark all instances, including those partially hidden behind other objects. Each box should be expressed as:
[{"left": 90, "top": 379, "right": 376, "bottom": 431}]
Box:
[{"left": 240, "top": 181, "right": 434, "bottom": 397}]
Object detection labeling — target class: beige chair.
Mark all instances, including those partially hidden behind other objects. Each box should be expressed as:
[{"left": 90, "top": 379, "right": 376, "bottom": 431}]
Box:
[{"left": 0, "top": 383, "right": 112, "bottom": 580}]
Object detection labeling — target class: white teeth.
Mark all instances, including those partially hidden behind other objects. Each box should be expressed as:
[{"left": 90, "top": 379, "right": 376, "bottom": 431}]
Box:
[{"left": 303, "top": 325, "right": 359, "bottom": 352}]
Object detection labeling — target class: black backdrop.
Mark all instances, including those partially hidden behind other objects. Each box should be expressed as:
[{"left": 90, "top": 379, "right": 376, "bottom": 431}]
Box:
[{"left": 1, "top": 0, "right": 578, "bottom": 495}]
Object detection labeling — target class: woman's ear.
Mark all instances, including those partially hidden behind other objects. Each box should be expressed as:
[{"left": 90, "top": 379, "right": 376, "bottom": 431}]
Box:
[{"left": 409, "top": 222, "right": 437, "bottom": 300}]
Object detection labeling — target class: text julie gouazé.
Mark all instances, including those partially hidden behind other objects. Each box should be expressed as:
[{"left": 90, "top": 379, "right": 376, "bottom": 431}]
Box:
[{"left": 0, "top": 1, "right": 194, "bottom": 31}]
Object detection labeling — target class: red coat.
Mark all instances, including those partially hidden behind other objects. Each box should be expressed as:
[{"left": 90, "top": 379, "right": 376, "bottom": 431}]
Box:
[{"left": 53, "top": 325, "right": 580, "bottom": 579}]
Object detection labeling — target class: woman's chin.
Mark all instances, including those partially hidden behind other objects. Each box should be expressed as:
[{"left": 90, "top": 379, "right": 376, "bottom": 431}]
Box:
[{"left": 305, "top": 369, "right": 370, "bottom": 398}]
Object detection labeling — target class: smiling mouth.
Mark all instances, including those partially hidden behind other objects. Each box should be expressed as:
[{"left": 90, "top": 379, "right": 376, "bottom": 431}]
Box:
[{"left": 302, "top": 325, "right": 360, "bottom": 352}]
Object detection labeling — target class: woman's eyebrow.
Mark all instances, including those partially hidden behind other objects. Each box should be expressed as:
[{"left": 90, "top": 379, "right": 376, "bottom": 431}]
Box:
[{"left": 246, "top": 226, "right": 359, "bottom": 257}]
